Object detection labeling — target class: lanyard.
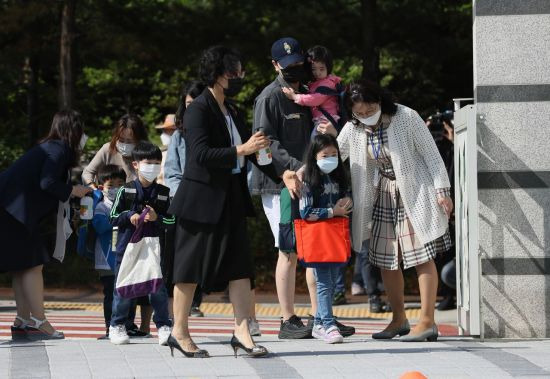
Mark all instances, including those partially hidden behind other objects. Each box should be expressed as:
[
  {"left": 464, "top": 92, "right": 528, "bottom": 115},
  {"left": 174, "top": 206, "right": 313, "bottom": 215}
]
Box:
[
  {"left": 369, "top": 126, "right": 384, "bottom": 160},
  {"left": 224, "top": 114, "right": 241, "bottom": 174}
]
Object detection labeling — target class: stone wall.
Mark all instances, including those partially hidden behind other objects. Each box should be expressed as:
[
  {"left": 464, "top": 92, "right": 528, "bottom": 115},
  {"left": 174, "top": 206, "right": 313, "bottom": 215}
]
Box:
[{"left": 473, "top": 0, "right": 550, "bottom": 338}]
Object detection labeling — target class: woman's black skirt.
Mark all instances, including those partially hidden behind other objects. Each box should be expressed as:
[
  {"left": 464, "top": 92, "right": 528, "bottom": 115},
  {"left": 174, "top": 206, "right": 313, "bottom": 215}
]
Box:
[
  {"left": 172, "top": 176, "right": 254, "bottom": 293},
  {"left": 0, "top": 208, "right": 51, "bottom": 273}
]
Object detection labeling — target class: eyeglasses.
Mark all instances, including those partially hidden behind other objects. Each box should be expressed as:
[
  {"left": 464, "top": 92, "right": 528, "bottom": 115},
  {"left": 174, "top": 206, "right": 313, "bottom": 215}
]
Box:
[{"left": 353, "top": 104, "right": 380, "bottom": 118}]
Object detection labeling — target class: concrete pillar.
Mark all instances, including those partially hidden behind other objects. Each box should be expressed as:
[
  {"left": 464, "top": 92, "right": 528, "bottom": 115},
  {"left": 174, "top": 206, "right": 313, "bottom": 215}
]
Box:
[{"left": 473, "top": 0, "right": 550, "bottom": 338}]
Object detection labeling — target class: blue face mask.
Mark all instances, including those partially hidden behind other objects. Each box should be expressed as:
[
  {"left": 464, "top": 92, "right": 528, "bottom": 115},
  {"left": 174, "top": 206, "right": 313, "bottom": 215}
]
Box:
[{"left": 317, "top": 156, "right": 339, "bottom": 174}]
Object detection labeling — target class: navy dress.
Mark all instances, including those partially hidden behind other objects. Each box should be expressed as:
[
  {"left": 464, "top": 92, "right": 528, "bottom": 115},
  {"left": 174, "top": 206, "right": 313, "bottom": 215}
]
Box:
[{"left": 0, "top": 140, "right": 73, "bottom": 273}]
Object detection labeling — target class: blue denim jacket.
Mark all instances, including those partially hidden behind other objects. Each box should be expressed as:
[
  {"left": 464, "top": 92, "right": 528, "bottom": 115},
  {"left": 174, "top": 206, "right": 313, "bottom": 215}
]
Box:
[{"left": 164, "top": 130, "right": 186, "bottom": 197}]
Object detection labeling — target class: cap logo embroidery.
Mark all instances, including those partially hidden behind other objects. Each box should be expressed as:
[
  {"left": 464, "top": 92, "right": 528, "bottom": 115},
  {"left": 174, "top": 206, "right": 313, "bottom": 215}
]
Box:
[{"left": 283, "top": 42, "right": 292, "bottom": 55}]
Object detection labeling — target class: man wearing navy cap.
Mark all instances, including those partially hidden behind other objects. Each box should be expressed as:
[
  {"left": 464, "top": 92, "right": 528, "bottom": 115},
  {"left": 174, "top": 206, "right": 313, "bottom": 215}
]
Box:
[{"left": 249, "top": 37, "right": 315, "bottom": 339}]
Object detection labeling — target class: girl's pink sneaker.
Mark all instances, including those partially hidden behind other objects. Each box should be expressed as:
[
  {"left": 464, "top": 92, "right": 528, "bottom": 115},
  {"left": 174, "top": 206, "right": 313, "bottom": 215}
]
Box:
[{"left": 324, "top": 325, "right": 344, "bottom": 344}]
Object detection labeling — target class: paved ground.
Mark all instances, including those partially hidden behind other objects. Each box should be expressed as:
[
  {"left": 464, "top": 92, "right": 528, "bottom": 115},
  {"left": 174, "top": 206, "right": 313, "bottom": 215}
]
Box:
[
  {"left": 2, "top": 330, "right": 550, "bottom": 378},
  {"left": 2, "top": 298, "right": 550, "bottom": 378}
]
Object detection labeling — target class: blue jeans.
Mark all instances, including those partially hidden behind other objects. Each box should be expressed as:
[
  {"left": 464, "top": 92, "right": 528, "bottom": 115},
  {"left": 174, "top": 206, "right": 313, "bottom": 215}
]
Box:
[
  {"left": 314, "top": 266, "right": 340, "bottom": 329},
  {"left": 110, "top": 264, "right": 171, "bottom": 329},
  {"left": 352, "top": 240, "right": 382, "bottom": 297},
  {"left": 334, "top": 265, "right": 346, "bottom": 295}
]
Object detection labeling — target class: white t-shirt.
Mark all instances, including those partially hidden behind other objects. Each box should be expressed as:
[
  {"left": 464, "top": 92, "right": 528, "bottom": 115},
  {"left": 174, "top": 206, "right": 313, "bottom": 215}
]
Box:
[
  {"left": 225, "top": 114, "right": 245, "bottom": 170},
  {"left": 94, "top": 200, "right": 112, "bottom": 270}
]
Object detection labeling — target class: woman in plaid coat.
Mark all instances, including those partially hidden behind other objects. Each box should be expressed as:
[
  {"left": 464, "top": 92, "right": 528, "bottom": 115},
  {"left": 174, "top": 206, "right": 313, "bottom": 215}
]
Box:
[{"left": 336, "top": 80, "right": 453, "bottom": 342}]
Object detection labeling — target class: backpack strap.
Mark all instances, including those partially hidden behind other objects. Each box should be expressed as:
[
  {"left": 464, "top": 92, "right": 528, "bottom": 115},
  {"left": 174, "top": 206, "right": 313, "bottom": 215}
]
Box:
[
  {"left": 318, "top": 107, "right": 340, "bottom": 131},
  {"left": 124, "top": 181, "right": 138, "bottom": 212},
  {"left": 313, "top": 84, "right": 347, "bottom": 131},
  {"left": 314, "top": 85, "right": 340, "bottom": 96},
  {"left": 152, "top": 184, "right": 170, "bottom": 215}
]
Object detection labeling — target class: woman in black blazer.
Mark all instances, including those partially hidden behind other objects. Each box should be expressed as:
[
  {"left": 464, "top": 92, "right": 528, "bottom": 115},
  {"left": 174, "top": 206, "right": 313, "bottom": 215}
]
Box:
[
  {"left": 168, "top": 46, "right": 279, "bottom": 358},
  {"left": 0, "top": 110, "right": 91, "bottom": 339}
]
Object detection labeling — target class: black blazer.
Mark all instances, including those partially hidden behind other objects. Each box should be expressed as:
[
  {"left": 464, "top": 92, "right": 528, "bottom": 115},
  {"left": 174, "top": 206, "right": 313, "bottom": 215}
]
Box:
[
  {"left": 0, "top": 140, "right": 74, "bottom": 230},
  {"left": 169, "top": 89, "right": 280, "bottom": 224}
]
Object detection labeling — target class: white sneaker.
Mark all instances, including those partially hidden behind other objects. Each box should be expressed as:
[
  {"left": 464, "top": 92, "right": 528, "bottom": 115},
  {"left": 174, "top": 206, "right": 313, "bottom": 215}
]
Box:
[
  {"left": 157, "top": 325, "right": 172, "bottom": 346},
  {"left": 311, "top": 324, "right": 326, "bottom": 340},
  {"left": 324, "top": 325, "right": 344, "bottom": 344},
  {"left": 248, "top": 318, "right": 261, "bottom": 337},
  {"left": 109, "top": 325, "right": 129, "bottom": 345},
  {"left": 351, "top": 282, "right": 366, "bottom": 296}
]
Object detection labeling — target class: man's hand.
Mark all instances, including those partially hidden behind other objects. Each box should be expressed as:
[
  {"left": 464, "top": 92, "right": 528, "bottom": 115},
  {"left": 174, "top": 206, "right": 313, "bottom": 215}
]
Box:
[
  {"left": 144, "top": 206, "right": 158, "bottom": 222},
  {"left": 282, "top": 170, "right": 302, "bottom": 199}
]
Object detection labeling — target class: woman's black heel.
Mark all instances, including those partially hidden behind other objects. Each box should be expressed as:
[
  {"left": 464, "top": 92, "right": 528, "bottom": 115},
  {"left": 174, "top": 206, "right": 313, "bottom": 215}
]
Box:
[
  {"left": 167, "top": 335, "right": 209, "bottom": 358},
  {"left": 230, "top": 335, "right": 268, "bottom": 358}
]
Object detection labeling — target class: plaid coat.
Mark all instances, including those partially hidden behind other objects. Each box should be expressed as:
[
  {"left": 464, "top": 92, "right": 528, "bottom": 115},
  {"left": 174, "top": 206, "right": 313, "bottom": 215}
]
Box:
[{"left": 337, "top": 104, "right": 450, "bottom": 252}]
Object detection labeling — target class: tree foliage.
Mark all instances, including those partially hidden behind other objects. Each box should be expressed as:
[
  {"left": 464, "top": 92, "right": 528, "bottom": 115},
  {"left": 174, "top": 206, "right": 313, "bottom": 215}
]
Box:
[{"left": 1, "top": 0, "right": 472, "bottom": 159}]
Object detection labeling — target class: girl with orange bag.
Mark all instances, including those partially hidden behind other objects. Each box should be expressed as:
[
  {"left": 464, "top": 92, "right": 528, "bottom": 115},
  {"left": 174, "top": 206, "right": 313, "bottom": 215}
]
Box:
[{"left": 298, "top": 134, "right": 353, "bottom": 344}]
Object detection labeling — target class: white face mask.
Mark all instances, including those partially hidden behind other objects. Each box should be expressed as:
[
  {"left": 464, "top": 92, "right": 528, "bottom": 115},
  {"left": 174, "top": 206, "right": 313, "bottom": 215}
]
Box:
[
  {"left": 354, "top": 109, "right": 381, "bottom": 126},
  {"left": 160, "top": 132, "right": 172, "bottom": 146},
  {"left": 116, "top": 141, "right": 135, "bottom": 157},
  {"left": 138, "top": 163, "right": 161, "bottom": 182},
  {"left": 103, "top": 187, "right": 120, "bottom": 202},
  {"left": 79, "top": 133, "right": 88, "bottom": 150},
  {"left": 317, "top": 156, "right": 339, "bottom": 174}
]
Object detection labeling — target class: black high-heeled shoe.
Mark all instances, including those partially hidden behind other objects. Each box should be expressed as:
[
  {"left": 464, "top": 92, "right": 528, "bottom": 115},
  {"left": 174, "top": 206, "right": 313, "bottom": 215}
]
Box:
[
  {"left": 166, "top": 335, "right": 209, "bottom": 358},
  {"left": 230, "top": 335, "right": 268, "bottom": 358}
]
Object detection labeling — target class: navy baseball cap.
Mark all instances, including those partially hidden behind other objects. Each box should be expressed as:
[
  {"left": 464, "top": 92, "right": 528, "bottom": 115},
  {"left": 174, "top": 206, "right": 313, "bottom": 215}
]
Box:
[{"left": 271, "top": 37, "right": 304, "bottom": 69}]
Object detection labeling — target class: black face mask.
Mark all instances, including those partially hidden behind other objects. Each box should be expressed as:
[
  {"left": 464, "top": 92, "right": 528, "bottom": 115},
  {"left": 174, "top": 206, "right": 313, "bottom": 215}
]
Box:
[
  {"left": 224, "top": 77, "right": 244, "bottom": 97},
  {"left": 280, "top": 65, "right": 306, "bottom": 84}
]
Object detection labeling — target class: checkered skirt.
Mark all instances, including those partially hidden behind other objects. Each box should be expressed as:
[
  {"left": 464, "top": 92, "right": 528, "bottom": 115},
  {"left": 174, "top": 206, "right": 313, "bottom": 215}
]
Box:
[{"left": 365, "top": 121, "right": 451, "bottom": 270}]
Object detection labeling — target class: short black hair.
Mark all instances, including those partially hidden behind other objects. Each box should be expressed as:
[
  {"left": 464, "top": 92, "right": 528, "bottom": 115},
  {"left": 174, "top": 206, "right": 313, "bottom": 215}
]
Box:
[
  {"left": 345, "top": 79, "right": 398, "bottom": 123},
  {"left": 199, "top": 45, "right": 241, "bottom": 87},
  {"left": 307, "top": 45, "right": 333, "bottom": 74},
  {"left": 97, "top": 164, "right": 127, "bottom": 185},
  {"left": 131, "top": 141, "right": 162, "bottom": 162}
]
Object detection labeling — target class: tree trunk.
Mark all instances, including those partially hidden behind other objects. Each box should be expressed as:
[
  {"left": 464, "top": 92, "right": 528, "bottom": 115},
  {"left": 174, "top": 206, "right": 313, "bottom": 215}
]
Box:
[
  {"left": 59, "top": 0, "right": 76, "bottom": 109},
  {"left": 361, "top": 0, "right": 379, "bottom": 82},
  {"left": 24, "top": 55, "right": 39, "bottom": 147}
]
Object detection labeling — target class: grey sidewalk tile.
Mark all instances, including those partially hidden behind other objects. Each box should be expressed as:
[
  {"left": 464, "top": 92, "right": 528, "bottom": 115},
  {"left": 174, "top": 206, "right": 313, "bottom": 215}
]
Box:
[
  {"left": 335, "top": 367, "right": 388, "bottom": 379},
  {"left": 462, "top": 367, "right": 513, "bottom": 378},
  {"left": 299, "top": 367, "right": 344, "bottom": 379},
  {"left": 48, "top": 371, "right": 92, "bottom": 379},
  {"left": 10, "top": 342, "right": 51, "bottom": 379},
  {"left": 6, "top": 333, "right": 550, "bottom": 378},
  {"left": 0, "top": 343, "right": 10, "bottom": 379},
  {"left": 423, "top": 367, "right": 470, "bottom": 377}
]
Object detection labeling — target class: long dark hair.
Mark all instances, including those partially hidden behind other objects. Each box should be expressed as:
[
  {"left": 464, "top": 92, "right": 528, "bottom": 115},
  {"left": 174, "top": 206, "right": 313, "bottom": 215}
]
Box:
[
  {"left": 175, "top": 80, "right": 206, "bottom": 131},
  {"left": 345, "top": 79, "right": 398, "bottom": 125},
  {"left": 108, "top": 114, "right": 148, "bottom": 153},
  {"left": 40, "top": 109, "right": 84, "bottom": 167},
  {"left": 303, "top": 134, "right": 348, "bottom": 198}
]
